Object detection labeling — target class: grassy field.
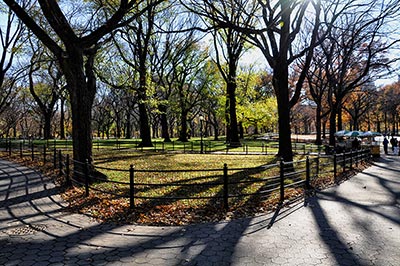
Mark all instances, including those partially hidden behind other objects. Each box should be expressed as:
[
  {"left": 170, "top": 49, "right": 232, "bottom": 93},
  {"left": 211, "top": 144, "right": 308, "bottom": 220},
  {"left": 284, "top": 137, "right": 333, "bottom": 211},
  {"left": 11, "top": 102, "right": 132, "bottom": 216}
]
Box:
[{"left": 2, "top": 137, "right": 337, "bottom": 225}]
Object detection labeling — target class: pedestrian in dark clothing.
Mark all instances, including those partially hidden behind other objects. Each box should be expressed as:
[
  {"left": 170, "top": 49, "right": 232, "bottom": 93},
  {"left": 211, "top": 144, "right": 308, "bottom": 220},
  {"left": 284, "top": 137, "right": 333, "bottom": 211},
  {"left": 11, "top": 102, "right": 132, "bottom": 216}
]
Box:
[
  {"left": 383, "top": 137, "right": 389, "bottom": 154},
  {"left": 390, "top": 137, "right": 395, "bottom": 152}
]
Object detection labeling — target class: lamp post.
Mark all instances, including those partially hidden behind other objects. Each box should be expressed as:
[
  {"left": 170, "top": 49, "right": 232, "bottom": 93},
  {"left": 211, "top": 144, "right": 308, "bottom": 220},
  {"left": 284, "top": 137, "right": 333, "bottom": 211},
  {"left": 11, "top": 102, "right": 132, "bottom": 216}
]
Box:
[{"left": 199, "top": 115, "right": 204, "bottom": 154}]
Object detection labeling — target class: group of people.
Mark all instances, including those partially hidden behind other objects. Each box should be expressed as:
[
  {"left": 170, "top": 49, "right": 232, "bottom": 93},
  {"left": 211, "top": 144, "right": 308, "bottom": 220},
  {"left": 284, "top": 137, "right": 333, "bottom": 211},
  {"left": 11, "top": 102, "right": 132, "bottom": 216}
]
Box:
[{"left": 383, "top": 136, "right": 400, "bottom": 155}]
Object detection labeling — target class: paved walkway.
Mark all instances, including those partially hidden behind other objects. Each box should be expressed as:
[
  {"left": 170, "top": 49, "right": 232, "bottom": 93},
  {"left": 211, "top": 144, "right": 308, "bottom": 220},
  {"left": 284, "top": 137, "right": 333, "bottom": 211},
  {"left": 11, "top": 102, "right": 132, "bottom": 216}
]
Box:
[{"left": 0, "top": 154, "right": 399, "bottom": 266}]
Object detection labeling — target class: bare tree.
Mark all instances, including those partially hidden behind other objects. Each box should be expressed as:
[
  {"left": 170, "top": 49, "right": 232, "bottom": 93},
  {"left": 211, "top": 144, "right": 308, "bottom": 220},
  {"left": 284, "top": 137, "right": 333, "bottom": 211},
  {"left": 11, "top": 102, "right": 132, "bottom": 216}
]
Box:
[
  {"left": 3, "top": 0, "right": 163, "bottom": 171},
  {"left": 320, "top": 1, "right": 400, "bottom": 145},
  {"left": 306, "top": 49, "right": 331, "bottom": 145},
  {"left": 112, "top": 0, "right": 165, "bottom": 147},
  {"left": 26, "top": 36, "right": 62, "bottom": 139},
  {"left": 184, "top": 0, "right": 335, "bottom": 161},
  {"left": 149, "top": 4, "right": 198, "bottom": 142},
  {"left": 0, "top": 4, "right": 24, "bottom": 114},
  {"left": 193, "top": 1, "right": 256, "bottom": 146}
]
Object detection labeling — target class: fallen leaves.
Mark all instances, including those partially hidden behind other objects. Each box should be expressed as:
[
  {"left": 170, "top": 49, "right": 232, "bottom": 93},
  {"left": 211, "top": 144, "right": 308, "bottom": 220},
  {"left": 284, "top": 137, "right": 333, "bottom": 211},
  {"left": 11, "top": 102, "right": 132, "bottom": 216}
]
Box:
[{"left": 2, "top": 150, "right": 372, "bottom": 226}]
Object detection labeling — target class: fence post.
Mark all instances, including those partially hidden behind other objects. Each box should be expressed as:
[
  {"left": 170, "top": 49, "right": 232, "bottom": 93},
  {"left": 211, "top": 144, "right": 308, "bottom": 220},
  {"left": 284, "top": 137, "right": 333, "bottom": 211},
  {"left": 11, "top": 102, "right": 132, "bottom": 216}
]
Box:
[
  {"left": 305, "top": 156, "right": 311, "bottom": 189},
  {"left": 58, "top": 150, "right": 62, "bottom": 172},
  {"left": 53, "top": 148, "right": 57, "bottom": 169},
  {"left": 66, "top": 154, "right": 71, "bottom": 186},
  {"left": 8, "top": 140, "right": 11, "bottom": 156},
  {"left": 350, "top": 150, "right": 353, "bottom": 170},
  {"left": 316, "top": 154, "right": 320, "bottom": 177},
  {"left": 342, "top": 152, "right": 346, "bottom": 173},
  {"left": 43, "top": 145, "right": 47, "bottom": 164},
  {"left": 129, "top": 164, "right": 135, "bottom": 209},
  {"left": 162, "top": 142, "right": 164, "bottom": 152},
  {"left": 31, "top": 143, "right": 34, "bottom": 160},
  {"left": 85, "top": 159, "right": 90, "bottom": 197},
  {"left": 223, "top": 164, "right": 229, "bottom": 210},
  {"left": 333, "top": 153, "right": 337, "bottom": 183},
  {"left": 355, "top": 149, "right": 358, "bottom": 167},
  {"left": 20, "top": 142, "right": 22, "bottom": 158},
  {"left": 279, "top": 159, "right": 285, "bottom": 204}
]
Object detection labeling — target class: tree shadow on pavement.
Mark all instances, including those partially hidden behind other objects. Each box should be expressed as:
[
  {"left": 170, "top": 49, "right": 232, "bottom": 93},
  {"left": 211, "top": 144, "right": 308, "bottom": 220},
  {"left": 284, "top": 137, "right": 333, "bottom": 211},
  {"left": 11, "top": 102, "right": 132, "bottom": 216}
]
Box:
[{"left": 2, "top": 156, "right": 399, "bottom": 266}]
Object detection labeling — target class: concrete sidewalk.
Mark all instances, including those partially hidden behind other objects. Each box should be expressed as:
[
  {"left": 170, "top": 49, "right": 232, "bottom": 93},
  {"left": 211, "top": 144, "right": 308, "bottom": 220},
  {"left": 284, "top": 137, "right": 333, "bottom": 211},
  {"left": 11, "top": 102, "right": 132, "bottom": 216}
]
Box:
[{"left": 0, "top": 155, "right": 399, "bottom": 266}]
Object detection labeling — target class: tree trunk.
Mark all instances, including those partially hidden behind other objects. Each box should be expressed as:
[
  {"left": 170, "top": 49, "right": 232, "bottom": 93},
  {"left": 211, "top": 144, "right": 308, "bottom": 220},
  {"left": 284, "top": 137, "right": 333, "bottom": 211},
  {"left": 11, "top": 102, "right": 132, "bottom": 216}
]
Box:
[
  {"left": 159, "top": 104, "right": 171, "bottom": 142},
  {"left": 274, "top": 59, "right": 293, "bottom": 161},
  {"left": 60, "top": 97, "right": 65, "bottom": 139},
  {"left": 329, "top": 107, "right": 337, "bottom": 146},
  {"left": 315, "top": 105, "right": 322, "bottom": 145},
  {"left": 227, "top": 80, "right": 241, "bottom": 147},
  {"left": 126, "top": 111, "right": 131, "bottom": 139},
  {"left": 43, "top": 111, "right": 52, "bottom": 140},
  {"left": 61, "top": 47, "right": 96, "bottom": 169},
  {"left": 138, "top": 99, "right": 152, "bottom": 146},
  {"left": 137, "top": 69, "right": 152, "bottom": 146},
  {"left": 225, "top": 97, "right": 231, "bottom": 143},
  {"left": 337, "top": 107, "right": 343, "bottom": 131},
  {"left": 178, "top": 110, "right": 189, "bottom": 142}
]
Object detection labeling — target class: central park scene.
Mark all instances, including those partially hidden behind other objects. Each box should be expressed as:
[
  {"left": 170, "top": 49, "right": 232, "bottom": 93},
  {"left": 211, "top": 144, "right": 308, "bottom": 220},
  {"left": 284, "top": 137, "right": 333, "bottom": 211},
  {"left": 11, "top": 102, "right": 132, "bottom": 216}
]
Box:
[{"left": 1, "top": 0, "right": 400, "bottom": 227}]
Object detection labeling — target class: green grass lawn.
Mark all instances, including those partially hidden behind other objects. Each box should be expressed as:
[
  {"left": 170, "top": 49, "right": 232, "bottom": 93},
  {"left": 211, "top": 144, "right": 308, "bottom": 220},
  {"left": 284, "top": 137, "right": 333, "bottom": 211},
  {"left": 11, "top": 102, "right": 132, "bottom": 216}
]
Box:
[{"left": 2, "top": 137, "right": 363, "bottom": 225}]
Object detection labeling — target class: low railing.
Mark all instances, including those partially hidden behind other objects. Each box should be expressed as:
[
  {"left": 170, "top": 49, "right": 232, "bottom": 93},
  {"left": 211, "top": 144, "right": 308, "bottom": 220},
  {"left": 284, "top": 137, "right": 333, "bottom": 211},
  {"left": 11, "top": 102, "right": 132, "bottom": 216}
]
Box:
[
  {"left": 0, "top": 138, "right": 324, "bottom": 155},
  {"left": 0, "top": 139, "right": 371, "bottom": 211}
]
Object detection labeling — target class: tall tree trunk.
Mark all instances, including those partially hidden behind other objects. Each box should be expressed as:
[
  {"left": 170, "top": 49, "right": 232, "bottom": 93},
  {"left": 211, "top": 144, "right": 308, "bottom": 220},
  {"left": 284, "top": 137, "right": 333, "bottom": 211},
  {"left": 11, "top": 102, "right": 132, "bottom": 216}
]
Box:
[
  {"left": 274, "top": 69, "right": 293, "bottom": 162},
  {"left": 337, "top": 107, "right": 343, "bottom": 131},
  {"left": 43, "top": 112, "right": 52, "bottom": 140},
  {"left": 115, "top": 115, "right": 121, "bottom": 138},
  {"left": 125, "top": 111, "right": 131, "bottom": 139},
  {"left": 225, "top": 98, "right": 231, "bottom": 143},
  {"left": 137, "top": 69, "right": 152, "bottom": 147},
  {"left": 227, "top": 80, "right": 241, "bottom": 147},
  {"left": 61, "top": 47, "right": 96, "bottom": 167},
  {"left": 178, "top": 110, "right": 188, "bottom": 142},
  {"left": 159, "top": 104, "right": 171, "bottom": 142},
  {"left": 315, "top": 105, "right": 322, "bottom": 145},
  {"left": 329, "top": 107, "right": 337, "bottom": 146},
  {"left": 60, "top": 97, "right": 65, "bottom": 139}
]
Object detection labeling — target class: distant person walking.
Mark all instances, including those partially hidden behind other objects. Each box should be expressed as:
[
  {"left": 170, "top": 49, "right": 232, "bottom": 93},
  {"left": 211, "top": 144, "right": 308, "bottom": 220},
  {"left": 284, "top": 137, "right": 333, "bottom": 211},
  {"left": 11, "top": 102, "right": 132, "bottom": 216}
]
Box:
[
  {"left": 394, "top": 138, "right": 399, "bottom": 155},
  {"left": 390, "top": 137, "right": 395, "bottom": 152},
  {"left": 383, "top": 137, "right": 389, "bottom": 154},
  {"left": 397, "top": 141, "right": 400, "bottom": 156}
]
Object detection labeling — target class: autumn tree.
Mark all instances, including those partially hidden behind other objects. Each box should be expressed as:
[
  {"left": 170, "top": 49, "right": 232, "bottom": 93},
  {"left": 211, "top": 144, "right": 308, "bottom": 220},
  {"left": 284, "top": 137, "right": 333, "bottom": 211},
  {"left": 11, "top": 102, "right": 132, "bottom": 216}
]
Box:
[
  {"left": 25, "top": 35, "right": 63, "bottom": 139},
  {"left": 3, "top": 0, "right": 163, "bottom": 170},
  {"left": 320, "top": 1, "right": 400, "bottom": 145},
  {"left": 200, "top": 2, "right": 257, "bottom": 146},
  {"left": 236, "top": 68, "right": 277, "bottom": 135},
  {"left": 342, "top": 83, "right": 377, "bottom": 131},
  {"left": 380, "top": 82, "right": 400, "bottom": 134},
  {"left": 149, "top": 5, "right": 199, "bottom": 142},
  {"left": 111, "top": 0, "right": 166, "bottom": 146},
  {"left": 305, "top": 48, "right": 331, "bottom": 145},
  {"left": 184, "top": 0, "right": 337, "bottom": 161}
]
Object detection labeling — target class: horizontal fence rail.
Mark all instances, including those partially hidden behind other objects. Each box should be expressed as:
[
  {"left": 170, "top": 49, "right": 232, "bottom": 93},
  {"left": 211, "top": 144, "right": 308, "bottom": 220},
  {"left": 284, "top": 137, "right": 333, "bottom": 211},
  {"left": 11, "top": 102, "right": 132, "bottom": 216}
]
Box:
[{"left": 0, "top": 138, "right": 325, "bottom": 156}]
